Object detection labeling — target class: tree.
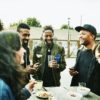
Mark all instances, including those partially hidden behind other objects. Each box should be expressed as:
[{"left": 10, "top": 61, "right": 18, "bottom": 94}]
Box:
[
  {"left": 10, "top": 20, "right": 24, "bottom": 27},
  {"left": 60, "top": 24, "right": 73, "bottom": 30},
  {"left": 26, "top": 17, "right": 41, "bottom": 27},
  {"left": 0, "top": 20, "right": 4, "bottom": 31},
  {"left": 60, "top": 24, "right": 68, "bottom": 29}
]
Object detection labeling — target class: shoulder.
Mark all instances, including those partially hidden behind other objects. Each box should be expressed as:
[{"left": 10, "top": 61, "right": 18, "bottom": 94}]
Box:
[
  {"left": 33, "top": 43, "right": 42, "bottom": 50},
  {"left": 0, "top": 79, "right": 9, "bottom": 90},
  {"left": 54, "top": 43, "right": 64, "bottom": 51},
  {"left": 33, "top": 41, "right": 46, "bottom": 50},
  {"left": 0, "top": 79, "right": 14, "bottom": 99}
]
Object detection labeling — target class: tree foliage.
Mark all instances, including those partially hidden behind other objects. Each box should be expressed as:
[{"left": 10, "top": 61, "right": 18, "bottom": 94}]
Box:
[
  {"left": 60, "top": 24, "right": 73, "bottom": 30},
  {"left": 26, "top": 17, "right": 41, "bottom": 27},
  {"left": 60, "top": 24, "right": 68, "bottom": 29},
  {"left": 10, "top": 17, "right": 42, "bottom": 28},
  {"left": 0, "top": 20, "right": 4, "bottom": 31},
  {"left": 10, "top": 20, "right": 24, "bottom": 27}
]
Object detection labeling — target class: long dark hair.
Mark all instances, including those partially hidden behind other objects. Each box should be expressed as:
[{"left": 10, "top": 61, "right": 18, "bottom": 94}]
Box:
[
  {"left": 93, "top": 41, "right": 100, "bottom": 53},
  {"left": 0, "top": 32, "right": 28, "bottom": 100}
]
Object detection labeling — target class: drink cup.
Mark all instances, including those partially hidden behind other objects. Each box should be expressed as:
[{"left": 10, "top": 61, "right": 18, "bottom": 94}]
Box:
[
  {"left": 48, "top": 55, "right": 55, "bottom": 68},
  {"left": 35, "top": 80, "right": 43, "bottom": 90}
]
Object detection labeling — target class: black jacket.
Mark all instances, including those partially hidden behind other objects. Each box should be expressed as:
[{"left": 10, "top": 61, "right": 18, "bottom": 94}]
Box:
[
  {"left": 23, "top": 46, "right": 30, "bottom": 68},
  {"left": 87, "top": 58, "right": 100, "bottom": 96},
  {"left": 71, "top": 48, "right": 94, "bottom": 86}
]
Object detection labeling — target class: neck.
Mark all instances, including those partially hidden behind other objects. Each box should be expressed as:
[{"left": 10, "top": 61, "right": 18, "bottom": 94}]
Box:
[
  {"left": 22, "top": 42, "right": 28, "bottom": 48},
  {"left": 85, "top": 41, "right": 95, "bottom": 50},
  {"left": 46, "top": 42, "right": 53, "bottom": 49}
]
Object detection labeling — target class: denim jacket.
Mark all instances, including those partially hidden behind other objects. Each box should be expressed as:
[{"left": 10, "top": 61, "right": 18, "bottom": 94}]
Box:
[{"left": 0, "top": 79, "right": 14, "bottom": 100}]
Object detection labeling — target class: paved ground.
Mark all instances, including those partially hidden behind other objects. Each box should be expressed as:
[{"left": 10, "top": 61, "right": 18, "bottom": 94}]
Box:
[{"left": 60, "top": 58, "right": 76, "bottom": 87}]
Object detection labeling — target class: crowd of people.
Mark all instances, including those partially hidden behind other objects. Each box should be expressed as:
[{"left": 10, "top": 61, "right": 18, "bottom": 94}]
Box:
[{"left": 0, "top": 23, "right": 100, "bottom": 99}]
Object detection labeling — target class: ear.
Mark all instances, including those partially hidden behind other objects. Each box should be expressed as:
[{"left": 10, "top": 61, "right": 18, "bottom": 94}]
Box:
[{"left": 91, "top": 34, "right": 95, "bottom": 40}]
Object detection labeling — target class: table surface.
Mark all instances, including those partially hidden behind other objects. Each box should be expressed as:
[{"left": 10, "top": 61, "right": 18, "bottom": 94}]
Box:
[{"left": 27, "top": 86, "right": 100, "bottom": 100}]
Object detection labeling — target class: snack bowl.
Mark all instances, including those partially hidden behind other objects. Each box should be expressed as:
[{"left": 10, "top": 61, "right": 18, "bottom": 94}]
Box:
[
  {"left": 67, "top": 91, "right": 82, "bottom": 100},
  {"left": 77, "top": 87, "right": 90, "bottom": 96},
  {"left": 36, "top": 91, "right": 50, "bottom": 99}
]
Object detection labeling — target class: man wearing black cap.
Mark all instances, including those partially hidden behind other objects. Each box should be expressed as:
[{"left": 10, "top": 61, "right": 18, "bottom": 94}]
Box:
[{"left": 69, "top": 24, "right": 97, "bottom": 86}]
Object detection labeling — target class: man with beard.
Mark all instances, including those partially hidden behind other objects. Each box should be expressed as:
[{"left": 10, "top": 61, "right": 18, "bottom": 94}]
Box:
[
  {"left": 32, "top": 25, "right": 66, "bottom": 86},
  {"left": 17, "top": 23, "right": 35, "bottom": 81},
  {"left": 69, "top": 24, "right": 97, "bottom": 86},
  {"left": 17, "top": 23, "right": 30, "bottom": 68}
]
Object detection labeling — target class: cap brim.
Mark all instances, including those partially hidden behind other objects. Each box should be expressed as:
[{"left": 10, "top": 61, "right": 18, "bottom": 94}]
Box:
[{"left": 75, "top": 26, "right": 86, "bottom": 32}]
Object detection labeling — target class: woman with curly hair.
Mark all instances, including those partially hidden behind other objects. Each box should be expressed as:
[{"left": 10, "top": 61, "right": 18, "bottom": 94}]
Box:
[{"left": 0, "top": 31, "right": 35, "bottom": 100}]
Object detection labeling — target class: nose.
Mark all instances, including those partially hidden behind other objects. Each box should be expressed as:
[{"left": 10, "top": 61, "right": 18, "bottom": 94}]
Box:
[
  {"left": 78, "top": 34, "right": 83, "bottom": 39},
  {"left": 47, "top": 36, "right": 51, "bottom": 40},
  {"left": 26, "top": 35, "right": 30, "bottom": 40}
]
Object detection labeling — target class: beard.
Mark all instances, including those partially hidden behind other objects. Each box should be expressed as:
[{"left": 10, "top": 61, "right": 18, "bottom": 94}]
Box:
[
  {"left": 80, "top": 39, "right": 90, "bottom": 46},
  {"left": 22, "top": 39, "right": 29, "bottom": 47}
]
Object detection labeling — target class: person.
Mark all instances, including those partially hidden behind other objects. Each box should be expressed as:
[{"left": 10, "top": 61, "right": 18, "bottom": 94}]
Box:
[
  {"left": 69, "top": 24, "right": 97, "bottom": 86},
  {"left": 32, "top": 25, "right": 66, "bottom": 87},
  {"left": 87, "top": 41, "right": 100, "bottom": 96},
  {"left": 17, "top": 23, "right": 31, "bottom": 68},
  {"left": 0, "top": 31, "right": 36, "bottom": 100},
  {"left": 17, "top": 23, "right": 35, "bottom": 81}
]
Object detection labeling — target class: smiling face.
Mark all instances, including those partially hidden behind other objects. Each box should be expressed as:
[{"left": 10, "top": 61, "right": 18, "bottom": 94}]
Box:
[
  {"left": 79, "top": 30, "right": 94, "bottom": 46},
  {"left": 42, "top": 31, "right": 54, "bottom": 46},
  {"left": 19, "top": 28, "right": 30, "bottom": 46}
]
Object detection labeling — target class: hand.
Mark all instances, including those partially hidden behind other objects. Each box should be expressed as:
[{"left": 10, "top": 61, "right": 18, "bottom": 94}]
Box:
[
  {"left": 49, "top": 60, "right": 59, "bottom": 68},
  {"left": 25, "top": 65, "right": 37, "bottom": 74},
  {"left": 33, "top": 62, "right": 40, "bottom": 71},
  {"left": 25, "top": 80, "right": 37, "bottom": 93},
  {"left": 69, "top": 67, "right": 79, "bottom": 76}
]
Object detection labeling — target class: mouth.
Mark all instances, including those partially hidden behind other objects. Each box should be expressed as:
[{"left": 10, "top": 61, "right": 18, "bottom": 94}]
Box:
[
  {"left": 79, "top": 38, "right": 85, "bottom": 44},
  {"left": 23, "top": 39, "right": 28, "bottom": 43}
]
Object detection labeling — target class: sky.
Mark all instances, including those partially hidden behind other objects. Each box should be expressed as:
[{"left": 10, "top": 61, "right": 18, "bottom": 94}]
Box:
[{"left": 0, "top": 0, "right": 100, "bottom": 32}]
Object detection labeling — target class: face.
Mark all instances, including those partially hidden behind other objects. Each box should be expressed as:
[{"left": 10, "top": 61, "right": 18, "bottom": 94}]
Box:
[
  {"left": 42, "top": 31, "right": 54, "bottom": 45},
  {"left": 79, "top": 30, "right": 94, "bottom": 46},
  {"left": 95, "top": 50, "right": 100, "bottom": 64},
  {"left": 19, "top": 28, "right": 30, "bottom": 44},
  {"left": 15, "top": 47, "right": 26, "bottom": 64}
]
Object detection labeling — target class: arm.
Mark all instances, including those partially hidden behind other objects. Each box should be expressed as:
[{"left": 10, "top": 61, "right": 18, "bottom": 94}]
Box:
[
  {"left": 21, "top": 80, "right": 36, "bottom": 99},
  {"left": 69, "top": 49, "right": 81, "bottom": 76},
  {"left": 0, "top": 79, "right": 14, "bottom": 100},
  {"left": 52, "top": 47, "right": 66, "bottom": 71},
  {"left": 58, "top": 47, "right": 66, "bottom": 71}
]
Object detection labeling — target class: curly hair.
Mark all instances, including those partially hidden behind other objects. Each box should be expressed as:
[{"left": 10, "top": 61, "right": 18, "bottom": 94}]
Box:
[
  {"left": 43, "top": 25, "right": 54, "bottom": 33},
  {"left": 0, "top": 32, "right": 28, "bottom": 100},
  {"left": 93, "top": 41, "right": 100, "bottom": 53}
]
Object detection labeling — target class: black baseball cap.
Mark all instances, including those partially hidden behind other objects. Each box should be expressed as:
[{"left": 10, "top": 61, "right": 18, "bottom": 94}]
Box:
[{"left": 75, "top": 24, "right": 97, "bottom": 37}]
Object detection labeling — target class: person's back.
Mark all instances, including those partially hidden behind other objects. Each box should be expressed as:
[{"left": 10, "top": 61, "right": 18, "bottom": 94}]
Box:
[
  {"left": 87, "top": 42, "right": 100, "bottom": 96},
  {"left": 0, "top": 32, "right": 35, "bottom": 100}
]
